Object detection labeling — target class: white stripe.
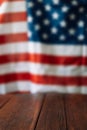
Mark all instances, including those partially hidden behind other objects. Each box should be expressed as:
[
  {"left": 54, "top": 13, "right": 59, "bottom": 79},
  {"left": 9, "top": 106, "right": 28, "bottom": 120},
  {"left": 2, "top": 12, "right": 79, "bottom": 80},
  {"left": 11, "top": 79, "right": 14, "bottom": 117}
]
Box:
[
  {"left": 27, "top": 42, "right": 86, "bottom": 56},
  {"left": 0, "top": 1, "right": 26, "bottom": 14},
  {"left": 0, "top": 42, "right": 87, "bottom": 56},
  {"left": 0, "top": 81, "right": 87, "bottom": 94},
  {"left": 0, "top": 62, "right": 87, "bottom": 76},
  {"left": 0, "top": 42, "right": 28, "bottom": 55},
  {"left": 0, "top": 22, "right": 27, "bottom": 34}
]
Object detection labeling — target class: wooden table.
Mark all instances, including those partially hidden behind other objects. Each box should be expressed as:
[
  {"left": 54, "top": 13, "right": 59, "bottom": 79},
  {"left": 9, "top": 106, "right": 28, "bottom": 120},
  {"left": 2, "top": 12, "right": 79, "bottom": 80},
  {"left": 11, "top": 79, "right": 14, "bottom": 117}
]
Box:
[{"left": 0, "top": 93, "right": 87, "bottom": 130}]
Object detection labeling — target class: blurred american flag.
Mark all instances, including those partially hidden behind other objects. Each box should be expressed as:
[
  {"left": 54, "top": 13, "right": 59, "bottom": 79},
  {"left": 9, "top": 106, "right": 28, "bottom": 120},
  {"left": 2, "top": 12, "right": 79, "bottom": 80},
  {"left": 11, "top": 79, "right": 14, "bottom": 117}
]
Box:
[{"left": 0, "top": 0, "right": 87, "bottom": 94}]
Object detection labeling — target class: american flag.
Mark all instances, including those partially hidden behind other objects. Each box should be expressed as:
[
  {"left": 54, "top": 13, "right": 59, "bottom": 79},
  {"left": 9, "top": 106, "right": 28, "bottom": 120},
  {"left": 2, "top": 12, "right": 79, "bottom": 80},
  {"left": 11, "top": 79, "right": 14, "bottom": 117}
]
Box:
[{"left": 0, "top": 0, "right": 87, "bottom": 94}]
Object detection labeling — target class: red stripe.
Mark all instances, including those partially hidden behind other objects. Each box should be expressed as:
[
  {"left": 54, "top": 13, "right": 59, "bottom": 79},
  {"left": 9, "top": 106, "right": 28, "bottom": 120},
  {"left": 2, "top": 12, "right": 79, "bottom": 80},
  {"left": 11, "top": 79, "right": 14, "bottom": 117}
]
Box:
[
  {"left": 0, "top": 12, "right": 27, "bottom": 23},
  {"left": 0, "top": 0, "right": 3, "bottom": 4},
  {"left": 0, "top": 33, "right": 28, "bottom": 44},
  {"left": 0, "top": 73, "right": 87, "bottom": 85},
  {"left": 0, "top": 53, "right": 87, "bottom": 65},
  {"left": 0, "top": 0, "right": 23, "bottom": 4}
]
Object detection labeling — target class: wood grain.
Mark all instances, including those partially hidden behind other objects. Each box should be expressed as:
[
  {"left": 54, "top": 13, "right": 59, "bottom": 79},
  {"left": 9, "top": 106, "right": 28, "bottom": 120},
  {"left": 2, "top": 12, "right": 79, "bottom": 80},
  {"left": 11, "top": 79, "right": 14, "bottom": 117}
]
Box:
[
  {"left": 0, "top": 93, "right": 44, "bottom": 130},
  {"left": 36, "top": 93, "right": 66, "bottom": 130},
  {"left": 65, "top": 94, "right": 87, "bottom": 130},
  {"left": 1, "top": 93, "right": 87, "bottom": 130},
  {"left": 0, "top": 95, "right": 12, "bottom": 109}
]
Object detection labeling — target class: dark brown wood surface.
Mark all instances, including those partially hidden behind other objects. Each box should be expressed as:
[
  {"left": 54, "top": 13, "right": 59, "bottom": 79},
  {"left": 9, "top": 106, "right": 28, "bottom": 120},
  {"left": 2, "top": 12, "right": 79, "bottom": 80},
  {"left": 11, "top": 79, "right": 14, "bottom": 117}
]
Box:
[
  {"left": 65, "top": 94, "right": 87, "bottom": 130},
  {"left": 0, "top": 95, "right": 12, "bottom": 109},
  {"left": 0, "top": 94, "right": 44, "bottom": 130},
  {"left": 36, "top": 93, "right": 66, "bottom": 130},
  {"left": 0, "top": 93, "right": 87, "bottom": 130}
]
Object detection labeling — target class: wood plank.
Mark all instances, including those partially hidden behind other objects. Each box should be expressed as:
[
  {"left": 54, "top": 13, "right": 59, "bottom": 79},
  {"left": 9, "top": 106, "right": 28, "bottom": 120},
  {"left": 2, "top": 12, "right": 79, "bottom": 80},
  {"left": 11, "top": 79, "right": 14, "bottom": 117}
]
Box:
[
  {"left": 0, "top": 93, "right": 44, "bottom": 130},
  {"left": 0, "top": 95, "right": 12, "bottom": 109},
  {"left": 36, "top": 93, "right": 67, "bottom": 130},
  {"left": 65, "top": 94, "right": 87, "bottom": 130}
]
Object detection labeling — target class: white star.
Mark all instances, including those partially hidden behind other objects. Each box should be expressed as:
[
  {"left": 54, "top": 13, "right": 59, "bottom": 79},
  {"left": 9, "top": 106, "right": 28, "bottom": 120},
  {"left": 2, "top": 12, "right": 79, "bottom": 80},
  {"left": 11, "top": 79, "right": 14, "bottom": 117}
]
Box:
[
  {"left": 51, "top": 27, "right": 58, "bottom": 34},
  {"left": 79, "top": 7, "right": 84, "bottom": 13},
  {"left": 62, "top": 6, "right": 69, "bottom": 12},
  {"left": 53, "top": 0, "right": 60, "bottom": 5},
  {"left": 71, "top": 0, "right": 78, "bottom": 6},
  {"left": 78, "top": 35, "right": 84, "bottom": 41},
  {"left": 52, "top": 12, "right": 59, "bottom": 19},
  {"left": 59, "top": 35, "right": 66, "bottom": 40},
  {"left": 38, "top": 0, "right": 43, "bottom": 2},
  {"left": 43, "top": 19, "right": 50, "bottom": 25},
  {"left": 78, "top": 21, "right": 84, "bottom": 27},
  {"left": 28, "top": 16, "right": 33, "bottom": 22},
  {"left": 69, "top": 29, "right": 75, "bottom": 35},
  {"left": 45, "top": 5, "right": 51, "bottom": 11},
  {"left": 60, "top": 21, "right": 66, "bottom": 27},
  {"left": 42, "top": 34, "right": 48, "bottom": 39},
  {"left": 35, "top": 24, "right": 40, "bottom": 30},
  {"left": 28, "top": 2, "right": 34, "bottom": 8},
  {"left": 69, "top": 14, "right": 76, "bottom": 20},
  {"left": 36, "top": 10, "right": 42, "bottom": 16}
]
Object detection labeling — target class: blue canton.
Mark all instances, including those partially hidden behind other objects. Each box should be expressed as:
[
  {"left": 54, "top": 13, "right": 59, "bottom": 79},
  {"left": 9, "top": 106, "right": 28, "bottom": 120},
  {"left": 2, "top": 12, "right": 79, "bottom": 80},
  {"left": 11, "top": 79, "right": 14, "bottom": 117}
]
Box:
[{"left": 26, "top": 0, "right": 87, "bottom": 44}]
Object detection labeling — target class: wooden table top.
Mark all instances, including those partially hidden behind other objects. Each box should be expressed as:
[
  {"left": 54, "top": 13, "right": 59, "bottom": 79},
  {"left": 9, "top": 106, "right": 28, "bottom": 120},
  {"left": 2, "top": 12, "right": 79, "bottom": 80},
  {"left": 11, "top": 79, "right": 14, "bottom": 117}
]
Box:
[{"left": 0, "top": 93, "right": 87, "bottom": 130}]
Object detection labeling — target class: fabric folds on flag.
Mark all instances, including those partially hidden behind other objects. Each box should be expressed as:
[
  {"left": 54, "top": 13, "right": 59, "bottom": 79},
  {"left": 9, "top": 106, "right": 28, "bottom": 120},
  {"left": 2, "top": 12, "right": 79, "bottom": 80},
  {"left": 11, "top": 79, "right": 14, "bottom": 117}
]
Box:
[{"left": 0, "top": 0, "right": 87, "bottom": 94}]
